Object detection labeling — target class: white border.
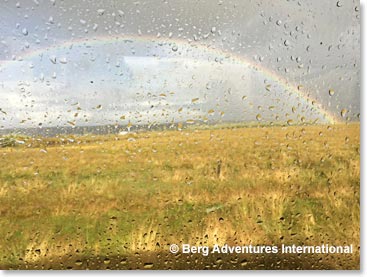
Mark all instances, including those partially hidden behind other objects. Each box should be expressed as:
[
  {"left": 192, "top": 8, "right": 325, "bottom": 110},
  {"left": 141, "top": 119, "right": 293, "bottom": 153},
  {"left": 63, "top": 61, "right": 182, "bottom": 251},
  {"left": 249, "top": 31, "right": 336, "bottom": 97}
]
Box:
[{"left": 0, "top": 0, "right": 365, "bottom": 276}]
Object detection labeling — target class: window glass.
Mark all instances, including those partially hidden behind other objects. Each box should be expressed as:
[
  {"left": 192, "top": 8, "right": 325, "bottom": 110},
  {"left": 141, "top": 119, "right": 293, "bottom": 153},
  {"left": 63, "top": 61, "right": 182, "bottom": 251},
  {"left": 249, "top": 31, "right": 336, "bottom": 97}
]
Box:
[{"left": 0, "top": 0, "right": 360, "bottom": 270}]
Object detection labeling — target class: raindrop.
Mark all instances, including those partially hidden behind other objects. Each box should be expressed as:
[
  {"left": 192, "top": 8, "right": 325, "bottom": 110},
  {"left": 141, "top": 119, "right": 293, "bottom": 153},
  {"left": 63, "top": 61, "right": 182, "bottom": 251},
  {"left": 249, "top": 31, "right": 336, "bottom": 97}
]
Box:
[
  {"left": 22, "top": 28, "right": 28, "bottom": 36},
  {"left": 103, "top": 258, "right": 111, "bottom": 264},
  {"left": 144, "top": 263, "right": 154, "bottom": 269},
  {"left": 284, "top": 40, "right": 290, "bottom": 46},
  {"left": 240, "top": 259, "right": 248, "bottom": 267},
  {"left": 75, "top": 260, "right": 83, "bottom": 266},
  {"left": 171, "top": 44, "right": 178, "bottom": 52},
  {"left": 256, "top": 114, "right": 262, "bottom": 121},
  {"left": 328, "top": 89, "right": 335, "bottom": 96},
  {"left": 67, "top": 121, "right": 76, "bottom": 127},
  {"left": 97, "top": 9, "right": 105, "bottom": 15},
  {"left": 340, "top": 108, "right": 348, "bottom": 117},
  {"left": 59, "top": 57, "right": 68, "bottom": 64},
  {"left": 49, "top": 56, "right": 57, "bottom": 64}
]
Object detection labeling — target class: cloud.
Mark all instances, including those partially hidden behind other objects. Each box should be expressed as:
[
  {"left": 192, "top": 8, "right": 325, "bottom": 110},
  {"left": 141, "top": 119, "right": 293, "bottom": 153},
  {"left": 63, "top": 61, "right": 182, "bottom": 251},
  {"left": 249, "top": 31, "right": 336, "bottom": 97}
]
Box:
[{"left": 0, "top": 0, "right": 360, "bottom": 129}]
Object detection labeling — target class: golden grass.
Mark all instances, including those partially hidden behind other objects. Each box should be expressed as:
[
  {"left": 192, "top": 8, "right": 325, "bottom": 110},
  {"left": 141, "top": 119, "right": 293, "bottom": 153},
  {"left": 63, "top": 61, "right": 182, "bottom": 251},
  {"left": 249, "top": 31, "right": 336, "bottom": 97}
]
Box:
[{"left": 0, "top": 123, "right": 360, "bottom": 269}]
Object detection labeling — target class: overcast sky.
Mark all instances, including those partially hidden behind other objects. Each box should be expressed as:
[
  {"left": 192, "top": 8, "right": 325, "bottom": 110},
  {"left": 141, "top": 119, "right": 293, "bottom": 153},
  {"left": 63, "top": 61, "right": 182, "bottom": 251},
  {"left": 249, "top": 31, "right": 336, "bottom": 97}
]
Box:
[{"left": 0, "top": 0, "right": 360, "bottom": 129}]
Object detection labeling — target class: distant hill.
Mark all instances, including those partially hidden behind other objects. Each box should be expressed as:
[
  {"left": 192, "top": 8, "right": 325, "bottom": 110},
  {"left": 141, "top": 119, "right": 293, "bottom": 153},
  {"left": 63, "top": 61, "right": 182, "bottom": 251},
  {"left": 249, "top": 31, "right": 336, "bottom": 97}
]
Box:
[
  {"left": 0, "top": 123, "right": 175, "bottom": 137},
  {"left": 0, "top": 120, "right": 355, "bottom": 138}
]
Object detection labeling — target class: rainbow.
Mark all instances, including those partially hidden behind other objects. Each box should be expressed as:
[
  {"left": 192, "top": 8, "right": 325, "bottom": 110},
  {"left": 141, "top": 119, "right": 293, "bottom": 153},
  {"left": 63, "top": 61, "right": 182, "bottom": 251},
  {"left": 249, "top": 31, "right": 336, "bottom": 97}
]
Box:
[{"left": 0, "top": 34, "right": 339, "bottom": 124}]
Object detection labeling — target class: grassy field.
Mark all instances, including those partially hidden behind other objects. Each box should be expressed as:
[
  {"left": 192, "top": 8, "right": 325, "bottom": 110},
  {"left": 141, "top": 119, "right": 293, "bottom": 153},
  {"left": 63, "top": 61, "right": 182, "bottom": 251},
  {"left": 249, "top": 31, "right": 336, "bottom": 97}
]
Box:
[{"left": 0, "top": 123, "right": 360, "bottom": 269}]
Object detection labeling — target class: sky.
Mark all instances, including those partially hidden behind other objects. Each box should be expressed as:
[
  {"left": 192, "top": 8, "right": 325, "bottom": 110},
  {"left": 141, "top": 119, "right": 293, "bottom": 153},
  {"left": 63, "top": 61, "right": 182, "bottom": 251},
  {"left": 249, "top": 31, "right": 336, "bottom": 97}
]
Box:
[{"left": 0, "top": 0, "right": 360, "bottom": 129}]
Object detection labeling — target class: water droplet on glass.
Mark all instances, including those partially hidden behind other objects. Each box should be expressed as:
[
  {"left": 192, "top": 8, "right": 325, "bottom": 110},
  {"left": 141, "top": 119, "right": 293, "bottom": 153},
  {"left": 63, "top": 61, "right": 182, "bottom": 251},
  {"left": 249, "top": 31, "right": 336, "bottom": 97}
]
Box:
[
  {"left": 144, "top": 263, "right": 154, "bottom": 269},
  {"left": 240, "top": 259, "right": 248, "bottom": 267},
  {"left": 287, "top": 119, "right": 294, "bottom": 125},
  {"left": 49, "top": 56, "right": 57, "bottom": 64},
  {"left": 22, "top": 28, "right": 28, "bottom": 36},
  {"left": 103, "top": 258, "right": 110, "bottom": 265},
  {"left": 59, "top": 57, "right": 68, "bottom": 64},
  {"left": 75, "top": 260, "right": 83, "bottom": 266},
  {"left": 97, "top": 9, "right": 105, "bottom": 15},
  {"left": 340, "top": 108, "right": 348, "bottom": 117}
]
